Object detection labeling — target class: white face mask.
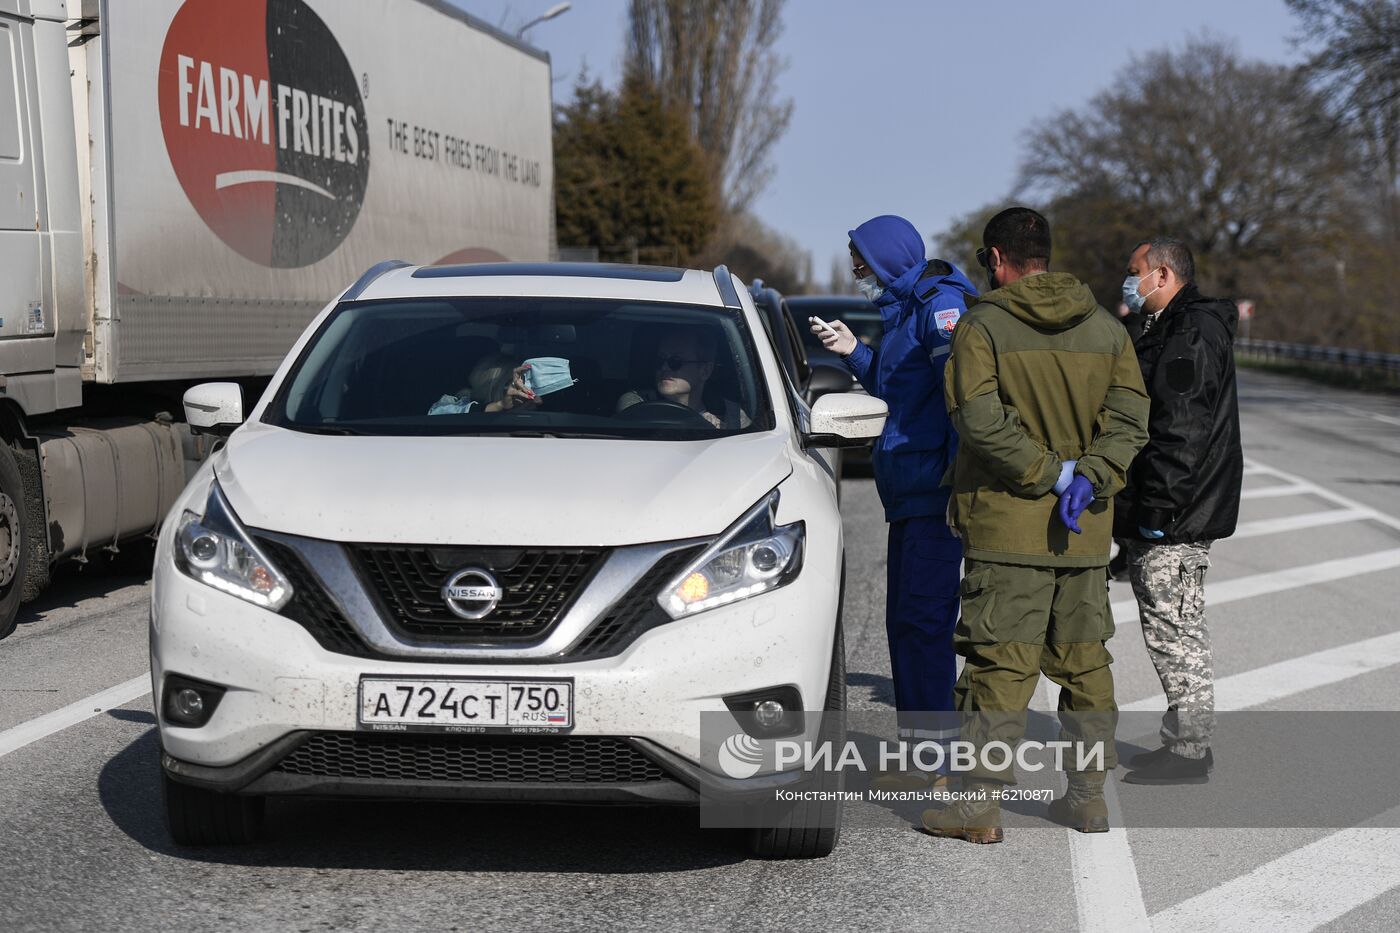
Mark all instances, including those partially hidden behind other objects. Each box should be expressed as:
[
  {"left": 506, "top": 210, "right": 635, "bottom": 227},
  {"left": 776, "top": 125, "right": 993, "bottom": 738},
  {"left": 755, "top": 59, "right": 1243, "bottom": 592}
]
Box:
[{"left": 856, "top": 274, "right": 885, "bottom": 302}]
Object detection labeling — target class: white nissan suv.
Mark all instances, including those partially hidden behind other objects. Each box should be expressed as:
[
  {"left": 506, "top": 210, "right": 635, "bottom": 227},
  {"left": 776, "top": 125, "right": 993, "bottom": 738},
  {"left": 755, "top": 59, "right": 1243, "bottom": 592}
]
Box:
[{"left": 151, "top": 262, "right": 885, "bottom": 858}]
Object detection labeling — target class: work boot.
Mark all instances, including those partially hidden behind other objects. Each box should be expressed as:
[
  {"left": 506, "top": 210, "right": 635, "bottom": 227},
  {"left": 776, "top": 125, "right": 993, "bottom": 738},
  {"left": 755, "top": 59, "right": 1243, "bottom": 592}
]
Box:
[
  {"left": 871, "top": 769, "right": 949, "bottom": 793},
  {"left": 1122, "top": 750, "right": 1211, "bottom": 785},
  {"left": 1047, "top": 771, "right": 1109, "bottom": 833},
  {"left": 921, "top": 783, "right": 1003, "bottom": 844},
  {"left": 1129, "top": 745, "right": 1214, "bottom": 771}
]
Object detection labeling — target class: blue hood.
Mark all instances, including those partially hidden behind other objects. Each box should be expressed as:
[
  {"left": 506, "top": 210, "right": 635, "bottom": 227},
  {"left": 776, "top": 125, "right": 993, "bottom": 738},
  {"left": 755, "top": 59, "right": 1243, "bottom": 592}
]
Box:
[{"left": 849, "top": 215, "right": 926, "bottom": 288}]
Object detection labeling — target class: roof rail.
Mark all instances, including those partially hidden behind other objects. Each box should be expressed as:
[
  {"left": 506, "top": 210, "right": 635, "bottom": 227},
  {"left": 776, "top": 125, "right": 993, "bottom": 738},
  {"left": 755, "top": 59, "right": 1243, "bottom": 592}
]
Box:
[
  {"left": 712, "top": 265, "right": 742, "bottom": 309},
  {"left": 343, "top": 259, "right": 411, "bottom": 301}
]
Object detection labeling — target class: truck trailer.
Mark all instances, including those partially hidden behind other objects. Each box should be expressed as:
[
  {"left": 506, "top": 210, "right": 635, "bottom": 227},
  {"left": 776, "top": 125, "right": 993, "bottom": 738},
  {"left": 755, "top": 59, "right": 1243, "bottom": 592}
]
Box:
[{"left": 0, "top": 0, "right": 554, "bottom": 636}]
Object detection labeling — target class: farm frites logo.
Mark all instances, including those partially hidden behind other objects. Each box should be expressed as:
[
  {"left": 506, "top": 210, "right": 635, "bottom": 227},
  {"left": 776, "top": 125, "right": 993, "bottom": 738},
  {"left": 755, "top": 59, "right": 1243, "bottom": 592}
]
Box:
[{"left": 158, "top": 0, "right": 369, "bottom": 268}]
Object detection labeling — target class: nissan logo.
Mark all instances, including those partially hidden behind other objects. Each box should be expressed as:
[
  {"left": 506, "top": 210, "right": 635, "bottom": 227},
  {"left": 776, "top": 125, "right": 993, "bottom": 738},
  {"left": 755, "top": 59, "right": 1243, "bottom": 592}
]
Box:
[{"left": 441, "top": 568, "right": 503, "bottom": 620}]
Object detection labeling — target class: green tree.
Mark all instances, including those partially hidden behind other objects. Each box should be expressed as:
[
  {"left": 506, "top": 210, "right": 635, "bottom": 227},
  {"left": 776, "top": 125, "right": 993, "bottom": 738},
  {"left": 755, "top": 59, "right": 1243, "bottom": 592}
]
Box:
[{"left": 553, "top": 75, "right": 718, "bottom": 265}]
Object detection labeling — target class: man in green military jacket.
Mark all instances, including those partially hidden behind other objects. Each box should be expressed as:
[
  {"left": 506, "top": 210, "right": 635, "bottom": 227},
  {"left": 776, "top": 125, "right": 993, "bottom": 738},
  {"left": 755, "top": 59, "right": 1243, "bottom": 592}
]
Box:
[{"left": 924, "top": 207, "right": 1150, "bottom": 845}]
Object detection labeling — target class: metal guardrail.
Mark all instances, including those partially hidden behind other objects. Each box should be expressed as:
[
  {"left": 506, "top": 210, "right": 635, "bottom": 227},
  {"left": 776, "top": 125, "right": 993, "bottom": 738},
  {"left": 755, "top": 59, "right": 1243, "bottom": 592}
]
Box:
[{"left": 1235, "top": 339, "right": 1400, "bottom": 384}]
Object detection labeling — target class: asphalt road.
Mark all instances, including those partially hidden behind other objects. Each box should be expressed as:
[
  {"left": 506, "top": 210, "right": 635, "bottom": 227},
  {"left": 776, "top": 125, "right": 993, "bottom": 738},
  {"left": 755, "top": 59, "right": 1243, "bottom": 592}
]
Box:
[{"left": 3, "top": 367, "right": 1400, "bottom": 933}]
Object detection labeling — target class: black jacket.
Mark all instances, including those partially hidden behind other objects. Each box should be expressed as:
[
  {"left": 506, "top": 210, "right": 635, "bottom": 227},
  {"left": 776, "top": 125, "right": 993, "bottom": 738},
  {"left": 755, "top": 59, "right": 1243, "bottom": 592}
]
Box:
[{"left": 1113, "top": 284, "right": 1243, "bottom": 544}]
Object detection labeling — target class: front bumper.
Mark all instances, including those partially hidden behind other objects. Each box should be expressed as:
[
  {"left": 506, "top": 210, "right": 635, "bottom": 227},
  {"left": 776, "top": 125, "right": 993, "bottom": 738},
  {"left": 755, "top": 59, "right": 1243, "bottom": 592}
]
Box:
[
  {"left": 160, "top": 730, "right": 813, "bottom": 804},
  {"left": 150, "top": 532, "right": 841, "bottom": 797}
]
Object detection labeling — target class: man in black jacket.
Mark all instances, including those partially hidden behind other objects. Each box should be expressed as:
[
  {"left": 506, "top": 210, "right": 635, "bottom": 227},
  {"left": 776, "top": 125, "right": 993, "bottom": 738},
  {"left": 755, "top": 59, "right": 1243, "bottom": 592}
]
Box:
[{"left": 1114, "top": 237, "right": 1243, "bottom": 785}]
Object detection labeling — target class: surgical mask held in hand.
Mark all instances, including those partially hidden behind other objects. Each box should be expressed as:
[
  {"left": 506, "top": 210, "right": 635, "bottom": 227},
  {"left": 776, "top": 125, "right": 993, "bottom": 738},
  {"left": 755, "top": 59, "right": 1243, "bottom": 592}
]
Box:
[
  {"left": 522, "top": 357, "right": 577, "bottom": 396},
  {"left": 1122, "top": 268, "right": 1163, "bottom": 315},
  {"left": 856, "top": 274, "right": 885, "bottom": 302}
]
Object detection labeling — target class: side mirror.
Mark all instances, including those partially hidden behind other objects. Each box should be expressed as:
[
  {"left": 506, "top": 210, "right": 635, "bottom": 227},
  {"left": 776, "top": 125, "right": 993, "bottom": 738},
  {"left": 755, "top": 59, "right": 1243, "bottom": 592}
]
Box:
[
  {"left": 804, "top": 392, "right": 887, "bottom": 449},
  {"left": 183, "top": 383, "right": 244, "bottom": 437},
  {"left": 804, "top": 362, "right": 854, "bottom": 404}
]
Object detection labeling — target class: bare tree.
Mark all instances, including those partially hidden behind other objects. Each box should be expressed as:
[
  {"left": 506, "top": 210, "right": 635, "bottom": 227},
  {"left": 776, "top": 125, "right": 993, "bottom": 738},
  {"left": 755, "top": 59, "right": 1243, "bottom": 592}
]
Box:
[
  {"left": 1021, "top": 39, "right": 1355, "bottom": 288},
  {"left": 1013, "top": 37, "right": 1375, "bottom": 345},
  {"left": 1288, "top": 0, "right": 1400, "bottom": 238},
  {"left": 626, "top": 0, "right": 794, "bottom": 213}
]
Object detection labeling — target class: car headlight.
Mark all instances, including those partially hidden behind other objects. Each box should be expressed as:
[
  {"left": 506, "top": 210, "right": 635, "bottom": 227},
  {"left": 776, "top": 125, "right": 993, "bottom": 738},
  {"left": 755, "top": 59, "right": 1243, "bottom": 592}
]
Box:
[
  {"left": 174, "top": 481, "right": 293, "bottom": 611},
  {"left": 659, "top": 490, "right": 803, "bottom": 618}
]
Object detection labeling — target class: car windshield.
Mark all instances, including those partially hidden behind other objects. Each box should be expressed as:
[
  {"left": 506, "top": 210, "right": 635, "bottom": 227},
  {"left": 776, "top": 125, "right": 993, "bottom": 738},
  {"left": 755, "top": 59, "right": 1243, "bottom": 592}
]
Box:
[{"left": 265, "top": 298, "right": 773, "bottom": 440}]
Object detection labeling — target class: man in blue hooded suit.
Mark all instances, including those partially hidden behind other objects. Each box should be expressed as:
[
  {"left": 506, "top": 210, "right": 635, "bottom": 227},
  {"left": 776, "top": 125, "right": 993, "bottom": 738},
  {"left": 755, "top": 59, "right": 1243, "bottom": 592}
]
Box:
[{"left": 812, "top": 214, "right": 978, "bottom": 789}]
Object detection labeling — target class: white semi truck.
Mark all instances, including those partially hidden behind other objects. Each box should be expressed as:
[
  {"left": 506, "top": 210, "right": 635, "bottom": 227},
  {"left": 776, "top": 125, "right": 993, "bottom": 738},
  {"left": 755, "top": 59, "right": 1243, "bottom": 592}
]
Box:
[{"left": 0, "top": 0, "right": 554, "bottom": 636}]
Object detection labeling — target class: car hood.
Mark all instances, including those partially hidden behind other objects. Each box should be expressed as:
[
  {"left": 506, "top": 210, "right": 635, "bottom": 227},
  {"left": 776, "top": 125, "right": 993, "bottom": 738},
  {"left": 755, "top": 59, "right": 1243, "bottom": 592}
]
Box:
[{"left": 214, "top": 423, "right": 794, "bottom": 546}]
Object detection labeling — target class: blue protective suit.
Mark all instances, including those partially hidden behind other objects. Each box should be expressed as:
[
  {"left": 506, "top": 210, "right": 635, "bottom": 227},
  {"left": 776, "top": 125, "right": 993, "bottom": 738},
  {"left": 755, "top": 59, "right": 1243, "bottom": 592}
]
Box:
[
  {"left": 845, "top": 215, "right": 979, "bottom": 522},
  {"left": 844, "top": 215, "right": 978, "bottom": 736}
]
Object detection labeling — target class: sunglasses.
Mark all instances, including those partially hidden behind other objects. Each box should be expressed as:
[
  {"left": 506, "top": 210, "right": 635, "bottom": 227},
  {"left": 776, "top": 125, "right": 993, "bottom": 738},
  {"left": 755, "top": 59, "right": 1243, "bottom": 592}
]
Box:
[
  {"left": 975, "top": 247, "right": 992, "bottom": 269},
  {"left": 657, "top": 354, "right": 709, "bottom": 371}
]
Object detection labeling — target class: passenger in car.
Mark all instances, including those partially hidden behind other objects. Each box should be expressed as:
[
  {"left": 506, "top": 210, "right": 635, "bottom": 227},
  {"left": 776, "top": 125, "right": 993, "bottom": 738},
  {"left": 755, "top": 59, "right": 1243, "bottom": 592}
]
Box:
[
  {"left": 616, "top": 327, "right": 751, "bottom": 428},
  {"left": 428, "top": 354, "right": 542, "bottom": 414}
]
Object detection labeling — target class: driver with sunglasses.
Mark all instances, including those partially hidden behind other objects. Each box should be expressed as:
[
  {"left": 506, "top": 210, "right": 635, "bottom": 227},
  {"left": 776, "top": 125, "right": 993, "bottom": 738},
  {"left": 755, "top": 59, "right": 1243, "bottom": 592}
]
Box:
[{"left": 616, "top": 327, "right": 751, "bottom": 429}]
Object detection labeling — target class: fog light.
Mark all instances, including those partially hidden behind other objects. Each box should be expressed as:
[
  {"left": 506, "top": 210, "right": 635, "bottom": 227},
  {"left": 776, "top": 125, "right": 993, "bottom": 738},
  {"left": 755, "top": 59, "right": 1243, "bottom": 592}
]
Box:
[
  {"left": 724, "top": 686, "right": 804, "bottom": 737},
  {"left": 754, "top": 699, "right": 785, "bottom": 728},
  {"left": 173, "top": 688, "right": 203, "bottom": 720},
  {"left": 161, "top": 675, "right": 225, "bottom": 728}
]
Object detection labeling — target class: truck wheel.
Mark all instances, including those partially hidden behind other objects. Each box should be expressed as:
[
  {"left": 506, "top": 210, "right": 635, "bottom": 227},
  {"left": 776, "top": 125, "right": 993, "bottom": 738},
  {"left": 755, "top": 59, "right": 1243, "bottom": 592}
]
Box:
[
  {"left": 0, "top": 444, "right": 31, "bottom": 640},
  {"left": 745, "top": 619, "right": 846, "bottom": 859},
  {"left": 161, "top": 770, "right": 265, "bottom": 846},
  {"left": 13, "top": 445, "right": 51, "bottom": 603}
]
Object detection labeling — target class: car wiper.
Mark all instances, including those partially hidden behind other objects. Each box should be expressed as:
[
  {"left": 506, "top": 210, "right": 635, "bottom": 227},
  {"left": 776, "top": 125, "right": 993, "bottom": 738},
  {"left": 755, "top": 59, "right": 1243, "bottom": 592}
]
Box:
[
  {"left": 294, "top": 424, "right": 365, "bottom": 436},
  {"left": 503, "top": 430, "right": 633, "bottom": 440}
]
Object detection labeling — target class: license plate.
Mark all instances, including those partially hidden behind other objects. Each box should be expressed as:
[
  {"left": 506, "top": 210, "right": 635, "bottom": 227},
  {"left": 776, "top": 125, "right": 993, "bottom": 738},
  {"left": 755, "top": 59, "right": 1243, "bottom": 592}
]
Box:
[{"left": 358, "top": 678, "right": 574, "bottom": 733}]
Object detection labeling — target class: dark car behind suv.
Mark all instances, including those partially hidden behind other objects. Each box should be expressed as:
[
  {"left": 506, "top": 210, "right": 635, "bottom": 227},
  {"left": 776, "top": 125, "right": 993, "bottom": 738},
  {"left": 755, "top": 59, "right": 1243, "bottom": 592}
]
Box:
[
  {"left": 787, "top": 295, "right": 883, "bottom": 368},
  {"left": 749, "top": 287, "right": 882, "bottom": 473}
]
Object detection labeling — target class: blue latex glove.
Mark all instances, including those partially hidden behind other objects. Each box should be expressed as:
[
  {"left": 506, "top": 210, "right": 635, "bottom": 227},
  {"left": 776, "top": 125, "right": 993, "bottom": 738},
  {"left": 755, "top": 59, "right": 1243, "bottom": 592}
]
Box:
[
  {"left": 1056, "top": 475, "right": 1094, "bottom": 534},
  {"left": 1138, "top": 526, "right": 1165, "bottom": 540}
]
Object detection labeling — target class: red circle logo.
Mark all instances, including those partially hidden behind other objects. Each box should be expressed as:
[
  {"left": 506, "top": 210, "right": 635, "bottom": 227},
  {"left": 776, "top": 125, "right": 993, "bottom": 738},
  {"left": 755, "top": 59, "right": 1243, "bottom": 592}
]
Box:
[{"left": 158, "top": 0, "right": 369, "bottom": 268}]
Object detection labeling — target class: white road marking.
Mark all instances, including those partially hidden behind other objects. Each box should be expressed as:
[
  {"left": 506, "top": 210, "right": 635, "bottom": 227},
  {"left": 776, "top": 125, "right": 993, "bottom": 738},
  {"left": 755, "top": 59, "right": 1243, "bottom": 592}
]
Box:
[
  {"left": 1316, "top": 400, "right": 1400, "bottom": 430},
  {"left": 0, "top": 674, "right": 151, "bottom": 760},
  {"left": 1239, "top": 483, "right": 1313, "bottom": 500},
  {"left": 1034, "top": 676, "right": 1152, "bottom": 932},
  {"left": 1070, "top": 782, "right": 1151, "bottom": 933},
  {"left": 1231, "top": 507, "right": 1373, "bottom": 539},
  {"left": 1112, "top": 547, "right": 1400, "bottom": 627},
  {"left": 1148, "top": 827, "right": 1400, "bottom": 932},
  {"left": 1243, "top": 459, "right": 1400, "bottom": 534},
  {"left": 1122, "top": 628, "right": 1400, "bottom": 713},
  {"left": 1110, "top": 457, "right": 1400, "bottom": 930}
]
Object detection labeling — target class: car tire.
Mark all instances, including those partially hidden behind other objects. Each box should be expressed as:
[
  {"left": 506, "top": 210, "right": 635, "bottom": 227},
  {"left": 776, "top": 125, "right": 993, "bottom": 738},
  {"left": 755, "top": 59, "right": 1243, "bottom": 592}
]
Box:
[
  {"left": 0, "top": 443, "right": 32, "bottom": 641},
  {"left": 745, "top": 614, "right": 846, "bottom": 859},
  {"left": 162, "top": 770, "right": 265, "bottom": 846}
]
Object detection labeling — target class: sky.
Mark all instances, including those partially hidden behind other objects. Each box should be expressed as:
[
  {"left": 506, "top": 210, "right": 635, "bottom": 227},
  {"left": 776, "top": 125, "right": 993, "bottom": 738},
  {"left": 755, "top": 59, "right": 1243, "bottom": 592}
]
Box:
[{"left": 455, "top": 0, "right": 1302, "bottom": 279}]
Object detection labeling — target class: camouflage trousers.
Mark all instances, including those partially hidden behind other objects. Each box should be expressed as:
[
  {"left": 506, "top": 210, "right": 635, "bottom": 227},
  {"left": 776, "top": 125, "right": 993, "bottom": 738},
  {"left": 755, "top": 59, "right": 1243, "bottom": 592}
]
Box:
[{"left": 1122, "top": 539, "right": 1216, "bottom": 758}]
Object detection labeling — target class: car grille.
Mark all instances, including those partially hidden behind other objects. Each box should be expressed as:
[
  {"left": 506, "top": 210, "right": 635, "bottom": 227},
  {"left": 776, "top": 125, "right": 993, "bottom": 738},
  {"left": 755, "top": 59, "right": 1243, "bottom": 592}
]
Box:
[
  {"left": 565, "top": 544, "right": 706, "bottom": 659},
  {"left": 256, "top": 538, "right": 377, "bottom": 658},
  {"left": 274, "top": 732, "right": 668, "bottom": 784},
  {"left": 254, "top": 535, "right": 700, "bottom": 661},
  {"left": 350, "top": 544, "right": 606, "bottom": 640}
]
